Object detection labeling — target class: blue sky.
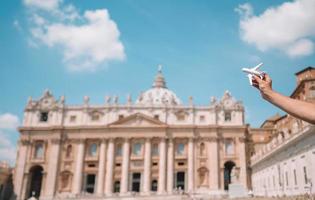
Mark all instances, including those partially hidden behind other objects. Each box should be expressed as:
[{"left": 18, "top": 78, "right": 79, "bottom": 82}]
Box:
[{"left": 0, "top": 0, "right": 315, "bottom": 164}]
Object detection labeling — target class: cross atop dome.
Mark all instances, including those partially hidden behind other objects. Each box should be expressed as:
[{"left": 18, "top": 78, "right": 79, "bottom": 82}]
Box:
[
  {"left": 153, "top": 64, "right": 167, "bottom": 88},
  {"left": 158, "top": 64, "right": 162, "bottom": 72}
]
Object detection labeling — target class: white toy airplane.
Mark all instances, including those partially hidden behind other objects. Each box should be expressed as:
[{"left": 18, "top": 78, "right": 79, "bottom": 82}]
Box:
[{"left": 242, "top": 63, "right": 265, "bottom": 85}]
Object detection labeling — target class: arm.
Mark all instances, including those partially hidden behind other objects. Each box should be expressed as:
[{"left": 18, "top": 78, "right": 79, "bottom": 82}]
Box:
[{"left": 252, "top": 74, "right": 315, "bottom": 124}]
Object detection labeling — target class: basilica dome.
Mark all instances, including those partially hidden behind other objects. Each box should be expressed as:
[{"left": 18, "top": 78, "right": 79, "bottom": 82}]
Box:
[{"left": 136, "top": 67, "right": 181, "bottom": 106}]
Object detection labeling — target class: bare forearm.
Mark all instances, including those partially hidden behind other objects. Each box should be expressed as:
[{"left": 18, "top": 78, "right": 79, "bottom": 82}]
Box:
[{"left": 263, "top": 90, "right": 315, "bottom": 124}]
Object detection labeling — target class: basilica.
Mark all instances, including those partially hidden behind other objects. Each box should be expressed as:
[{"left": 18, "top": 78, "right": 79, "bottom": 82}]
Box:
[{"left": 14, "top": 68, "right": 250, "bottom": 200}]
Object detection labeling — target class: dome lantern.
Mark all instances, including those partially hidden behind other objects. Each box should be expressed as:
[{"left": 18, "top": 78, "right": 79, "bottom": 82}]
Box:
[{"left": 136, "top": 65, "right": 181, "bottom": 106}]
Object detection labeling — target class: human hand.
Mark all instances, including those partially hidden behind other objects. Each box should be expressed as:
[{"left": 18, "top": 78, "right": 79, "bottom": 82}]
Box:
[{"left": 252, "top": 73, "right": 273, "bottom": 100}]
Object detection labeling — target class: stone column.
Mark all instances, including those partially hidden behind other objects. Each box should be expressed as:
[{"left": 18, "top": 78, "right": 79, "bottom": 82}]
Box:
[
  {"left": 14, "top": 140, "right": 29, "bottom": 200},
  {"left": 188, "top": 138, "right": 195, "bottom": 192},
  {"left": 104, "top": 139, "right": 115, "bottom": 195},
  {"left": 143, "top": 138, "right": 151, "bottom": 193},
  {"left": 20, "top": 174, "right": 29, "bottom": 200},
  {"left": 167, "top": 138, "right": 174, "bottom": 193},
  {"left": 96, "top": 139, "right": 107, "bottom": 195},
  {"left": 158, "top": 138, "right": 166, "bottom": 194},
  {"left": 45, "top": 138, "right": 61, "bottom": 197},
  {"left": 207, "top": 137, "right": 219, "bottom": 190},
  {"left": 239, "top": 137, "right": 248, "bottom": 188},
  {"left": 120, "top": 138, "right": 130, "bottom": 194},
  {"left": 72, "top": 139, "right": 85, "bottom": 194}
]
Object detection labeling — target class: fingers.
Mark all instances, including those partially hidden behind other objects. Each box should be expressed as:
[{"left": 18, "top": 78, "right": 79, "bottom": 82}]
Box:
[
  {"left": 264, "top": 73, "right": 272, "bottom": 82},
  {"left": 253, "top": 75, "right": 263, "bottom": 84},
  {"left": 251, "top": 78, "right": 259, "bottom": 89}
]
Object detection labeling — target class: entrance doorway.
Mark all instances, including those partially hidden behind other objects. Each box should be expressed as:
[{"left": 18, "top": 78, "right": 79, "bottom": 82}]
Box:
[
  {"left": 175, "top": 172, "right": 185, "bottom": 190},
  {"left": 224, "top": 161, "right": 236, "bottom": 190},
  {"left": 131, "top": 173, "right": 141, "bottom": 192},
  {"left": 27, "top": 165, "right": 43, "bottom": 198},
  {"left": 84, "top": 174, "right": 96, "bottom": 193}
]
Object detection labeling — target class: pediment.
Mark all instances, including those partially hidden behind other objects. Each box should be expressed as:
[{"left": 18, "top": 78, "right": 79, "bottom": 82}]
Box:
[{"left": 108, "top": 113, "right": 166, "bottom": 127}]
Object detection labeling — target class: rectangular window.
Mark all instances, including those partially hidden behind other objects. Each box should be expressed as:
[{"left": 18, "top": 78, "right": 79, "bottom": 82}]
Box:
[
  {"left": 176, "top": 143, "right": 185, "bottom": 155},
  {"left": 40, "top": 112, "right": 48, "bottom": 122},
  {"left": 154, "top": 115, "right": 159, "bottom": 120},
  {"left": 88, "top": 164, "right": 96, "bottom": 168},
  {"left": 132, "top": 143, "right": 142, "bottom": 156},
  {"left": 199, "top": 115, "right": 205, "bottom": 122},
  {"left": 177, "top": 115, "right": 185, "bottom": 121},
  {"left": 294, "top": 169, "right": 297, "bottom": 185},
  {"left": 34, "top": 143, "right": 44, "bottom": 159},
  {"left": 91, "top": 114, "right": 99, "bottom": 121},
  {"left": 115, "top": 144, "right": 122, "bottom": 156},
  {"left": 70, "top": 115, "right": 76, "bottom": 122},
  {"left": 225, "top": 139, "right": 234, "bottom": 155},
  {"left": 151, "top": 143, "right": 159, "bottom": 156}
]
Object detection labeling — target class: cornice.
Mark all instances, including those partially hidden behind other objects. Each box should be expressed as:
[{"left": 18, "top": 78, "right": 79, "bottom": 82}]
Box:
[{"left": 18, "top": 124, "right": 248, "bottom": 134}]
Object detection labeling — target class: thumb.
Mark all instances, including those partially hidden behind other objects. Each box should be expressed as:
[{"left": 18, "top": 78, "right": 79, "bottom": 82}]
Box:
[{"left": 264, "top": 73, "right": 272, "bottom": 82}]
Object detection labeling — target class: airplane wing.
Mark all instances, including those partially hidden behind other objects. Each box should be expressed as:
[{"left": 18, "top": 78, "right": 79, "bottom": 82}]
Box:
[
  {"left": 248, "top": 74, "right": 253, "bottom": 85},
  {"left": 253, "top": 63, "right": 263, "bottom": 71}
]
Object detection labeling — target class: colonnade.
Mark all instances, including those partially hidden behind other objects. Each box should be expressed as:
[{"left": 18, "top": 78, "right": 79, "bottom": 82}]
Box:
[{"left": 70, "top": 137, "right": 207, "bottom": 195}]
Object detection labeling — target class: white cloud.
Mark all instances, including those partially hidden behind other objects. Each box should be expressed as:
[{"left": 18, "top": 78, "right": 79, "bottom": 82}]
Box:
[
  {"left": 24, "top": 0, "right": 61, "bottom": 11},
  {"left": 0, "top": 131, "right": 17, "bottom": 165},
  {"left": 25, "top": 0, "right": 125, "bottom": 72},
  {"left": 0, "top": 113, "right": 19, "bottom": 165},
  {"left": 235, "top": 3, "right": 253, "bottom": 19},
  {"left": 31, "top": 14, "right": 47, "bottom": 26},
  {"left": 287, "top": 38, "right": 314, "bottom": 57},
  {"left": 0, "top": 113, "right": 19, "bottom": 130},
  {"left": 236, "top": 0, "right": 315, "bottom": 57},
  {"left": 31, "top": 9, "right": 125, "bottom": 71}
]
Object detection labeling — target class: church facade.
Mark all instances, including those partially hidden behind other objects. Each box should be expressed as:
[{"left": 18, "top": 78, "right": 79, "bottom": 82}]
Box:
[{"left": 14, "top": 69, "right": 250, "bottom": 200}]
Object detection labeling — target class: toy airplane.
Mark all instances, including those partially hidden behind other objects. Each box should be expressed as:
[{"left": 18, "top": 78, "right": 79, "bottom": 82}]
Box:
[{"left": 242, "top": 63, "right": 265, "bottom": 85}]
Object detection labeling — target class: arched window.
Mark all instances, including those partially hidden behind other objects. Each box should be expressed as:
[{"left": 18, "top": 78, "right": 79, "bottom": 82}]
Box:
[
  {"left": 200, "top": 143, "right": 205, "bottom": 156},
  {"left": 132, "top": 143, "right": 142, "bottom": 156},
  {"left": 88, "top": 143, "right": 97, "bottom": 157},
  {"left": 176, "top": 143, "right": 185, "bottom": 155},
  {"left": 224, "top": 111, "right": 232, "bottom": 121},
  {"left": 34, "top": 143, "right": 44, "bottom": 159},
  {"left": 66, "top": 145, "right": 72, "bottom": 158}
]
